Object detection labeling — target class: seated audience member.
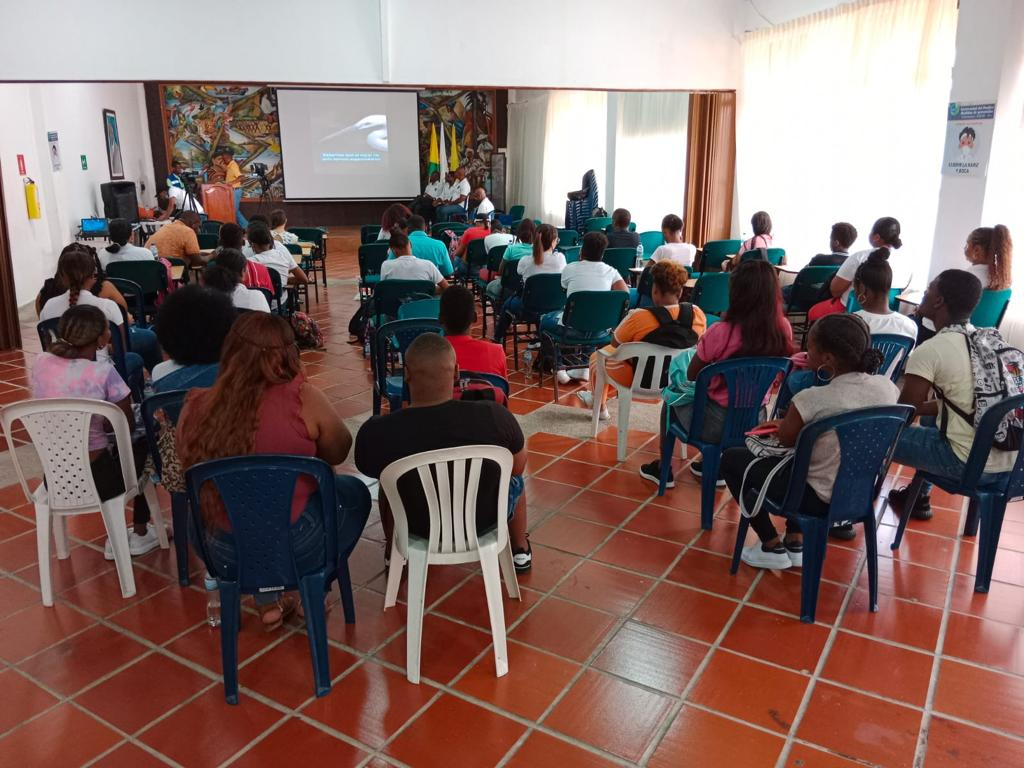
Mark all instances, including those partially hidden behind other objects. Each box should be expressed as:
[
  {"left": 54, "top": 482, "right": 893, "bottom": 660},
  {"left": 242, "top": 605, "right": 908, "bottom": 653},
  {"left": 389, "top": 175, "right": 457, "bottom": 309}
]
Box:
[
  {"left": 639, "top": 260, "right": 794, "bottom": 487},
  {"left": 219, "top": 222, "right": 274, "bottom": 292},
  {"left": 378, "top": 203, "right": 413, "bottom": 240},
  {"left": 605, "top": 208, "right": 641, "bottom": 250},
  {"left": 380, "top": 232, "right": 449, "bottom": 293},
  {"left": 143, "top": 188, "right": 176, "bottom": 221},
  {"left": 177, "top": 313, "right": 371, "bottom": 630},
  {"left": 650, "top": 214, "right": 697, "bottom": 267},
  {"left": 101, "top": 218, "right": 157, "bottom": 267},
  {"left": 484, "top": 219, "right": 537, "bottom": 304},
  {"left": 203, "top": 259, "right": 270, "bottom": 313},
  {"left": 152, "top": 285, "right": 235, "bottom": 392},
  {"left": 39, "top": 246, "right": 161, "bottom": 374},
  {"left": 492, "top": 225, "right": 571, "bottom": 345},
  {"left": 144, "top": 210, "right": 204, "bottom": 265},
  {"left": 720, "top": 313, "right": 898, "bottom": 569},
  {"left": 888, "top": 270, "right": 1018, "bottom": 520},
  {"left": 413, "top": 170, "right": 444, "bottom": 223},
  {"left": 38, "top": 244, "right": 132, "bottom": 321},
  {"left": 809, "top": 222, "right": 858, "bottom": 267},
  {"left": 484, "top": 219, "right": 515, "bottom": 255},
  {"left": 269, "top": 208, "right": 299, "bottom": 244},
  {"left": 963, "top": 224, "right": 1013, "bottom": 291},
  {"left": 245, "top": 224, "right": 309, "bottom": 290},
  {"left": 400, "top": 214, "right": 454, "bottom": 276},
  {"left": 355, "top": 333, "right": 532, "bottom": 570},
  {"left": 579, "top": 260, "right": 706, "bottom": 418},
  {"left": 452, "top": 215, "right": 492, "bottom": 271},
  {"left": 440, "top": 286, "right": 508, "bottom": 380},
  {"left": 736, "top": 211, "right": 774, "bottom": 256},
  {"left": 31, "top": 305, "right": 158, "bottom": 557},
  {"left": 851, "top": 249, "right": 918, "bottom": 338},
  {"left": 468, "top": 187, "right": 495, "bottom": 220},
  {"left": 435, "top": 168, "right": 471, "bottom": 221}
]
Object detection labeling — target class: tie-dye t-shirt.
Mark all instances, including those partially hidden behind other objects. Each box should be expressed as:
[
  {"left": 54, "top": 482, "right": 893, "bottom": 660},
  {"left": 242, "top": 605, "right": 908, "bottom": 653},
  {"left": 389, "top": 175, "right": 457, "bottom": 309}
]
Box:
[{"left": 30, "top": 353, "right": 131, "bottom": 451}]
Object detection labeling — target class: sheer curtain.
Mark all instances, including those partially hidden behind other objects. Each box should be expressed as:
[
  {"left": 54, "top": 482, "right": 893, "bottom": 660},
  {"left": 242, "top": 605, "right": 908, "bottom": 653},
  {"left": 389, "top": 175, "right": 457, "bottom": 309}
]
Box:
[
  {"left": 507, "top": 91, "right": 549, "bottom": 222},
  {"left": 737, "top": 0, "right": 957, "bottom": 282},
  {"left": 613, "top": 92, "right": 689, "bottom": 231}
]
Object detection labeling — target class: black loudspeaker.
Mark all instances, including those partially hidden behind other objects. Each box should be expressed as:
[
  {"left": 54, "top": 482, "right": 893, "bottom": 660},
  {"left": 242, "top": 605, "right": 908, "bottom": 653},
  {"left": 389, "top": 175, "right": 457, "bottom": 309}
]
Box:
[{"left": 100, "top": 181, "right": 139, "bottom": 223}]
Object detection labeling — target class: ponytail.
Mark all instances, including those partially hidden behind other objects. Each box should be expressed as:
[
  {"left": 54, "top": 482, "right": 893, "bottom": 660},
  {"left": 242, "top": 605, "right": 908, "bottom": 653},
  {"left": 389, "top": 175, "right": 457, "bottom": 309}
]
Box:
[
  {"left": 533, "top": 224, "right": 557, "bottom": 266},
  {"left": 969, "top": 224, "right": 1013, "bottom": 290},
  {"left": 55, "top": 246, "right": 95, "bottom": 309},
  {"left": 106, "top": 243, "right": 122, "bottom": 254},
  {"left": 872, "top": 217, "right": 902, "bottom": 249}
]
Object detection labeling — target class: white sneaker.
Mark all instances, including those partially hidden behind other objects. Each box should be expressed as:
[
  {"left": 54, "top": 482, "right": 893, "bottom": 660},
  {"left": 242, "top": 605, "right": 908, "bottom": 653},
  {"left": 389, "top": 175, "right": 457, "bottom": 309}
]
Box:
[
  {"left": 576, "top": 391, "right": 611, "bottom": 420},
  {"left": 569, "top": 368, "right": 590, "bottom": 382},
  {"left": 556, "top": 370, "right": 572, "bottom": 385},
  {"left": 740, "top": 543, "right": 792, "bottom": 570},
  {"left": 103, "top": 524, "right": 161, "bottom": 560}
]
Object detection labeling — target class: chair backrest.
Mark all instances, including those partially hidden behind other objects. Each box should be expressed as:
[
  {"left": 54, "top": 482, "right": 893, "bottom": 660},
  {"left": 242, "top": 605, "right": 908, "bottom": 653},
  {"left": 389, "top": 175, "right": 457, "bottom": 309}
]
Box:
[
  {"left": 584, "top": 216, "right": 613, "bottom": 233},
  {"left": 266, "top": 268, "right": 284, "bottom": 310},
  {"left": 106, "top": 260, "right": 167, "bottom": 296},
  {"left": 561, "top": 291, "right": 630, "bottom": 335},
  {"left": 141, "top": 389, "right": 189, "bottom": 480},
  {"left": 691, "top": 357, "right": 792, "bottom": 448},
  {"left": 200, "top": 220, "right": 224, "bottom": 236},
  {"left": 185, "top": 455, "right": 338, "bottom": 590},
  {"left": 432, "top": 221, "right": 469, "bottom": 237},
  {"left": 372, "top": 280, "right": 437, "bottom": 322},
  {"left": 957, "top": 393, "right": 1024, "bottom": 493},
  {"left": 499, "top": 262, "right": 524, "bottom": 295},
  {"left": 106, "top": 277, "right": 147, "bottom": 326},
  {"left": 603, "top": 248, "right": 636, "bottom": 280},
  {"left": 846, "top": 288, "right": 900, "bottom": 313},
  {"left": 37, "top": 319, "right": 130, "bottom": 384},
  {"left": 379, "top": 445, "right": 513, "bottom": 558},
  {"left": 508, "top": 205, "right": 525, "bottom": 221},
  {"left": 1, "top": 398, "right": 137, "bottom": 513},
  {"left": 521, "top": 273, "right": 567, "bottom": 315},
  {"left": 639, "top": 231, "right": 665, "bottom": 256},
  {"left": 607, "top": 342, "right": 687, "bottom": 395},
  {"left": 397, "top": 298, "right": 441, "bottom": 320},
  {"left": 284, "top": 242, "right": 302, "bottom": 256},
  {"left": 459, "top": 371, "right": 511, "bottom": 397},
  {"left": 740, "top": 247, "right": 785, "bottom": 266},
  {"left": 785, "top": 265, "right": 840, "bottom": 312},
  {"left": 197, "top": 233, "right": 219, "bottom": 250},
  {"left": 559, "top": 246, "right": 582, "bottom": 263},
  {"left": 692, "top": 273, "right": 731, "bottom": 317},
  {"left": 372, "top": 319, "right": 444, "bottom": 405},
  {"left": 288, "top": 227, "right": 326, "bottom": 248},
  {"left": 360, "top": 224, "right": 382, "bottom": 244},
  {"left": 971, "top": 288, "right": 1012, "bottom": 329},
  {"left": 871, "top": 333, "right": 915, "bottom": 382},
  {"left": 486, "top": 245, "right": 508, "bottom": 273},
  {"left": 466, "top": 238, "right": 489, "bottom": 269},
  {"left": 557, "top": 229, "right": 581, "bottom": 247},
  {"left": 779, "top": 405, "right": 914, "bottom": 525},
  {"left": 358, "top": 243, "right": 391, "bottom": 281},
  {"left": 700, "top": 239, "right": 743, "bottom": 271},
  {"left": 636, "top": 266, "right": 654, "bottom": 304}
]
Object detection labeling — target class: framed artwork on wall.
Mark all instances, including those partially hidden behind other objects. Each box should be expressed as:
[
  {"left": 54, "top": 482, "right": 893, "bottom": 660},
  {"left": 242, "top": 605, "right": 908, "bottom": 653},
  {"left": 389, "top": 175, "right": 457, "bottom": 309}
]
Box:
[{"left": 103, "top": 108, "right": 124, "bottom": 180}]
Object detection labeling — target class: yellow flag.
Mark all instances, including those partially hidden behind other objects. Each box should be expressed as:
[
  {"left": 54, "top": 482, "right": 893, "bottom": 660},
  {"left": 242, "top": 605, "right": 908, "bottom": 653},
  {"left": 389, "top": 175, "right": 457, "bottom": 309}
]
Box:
[
  {"left": 449, "top": 124, "right": 460, "bottom": 171},
  {"left": 427, "top": 124, "right": 439, "bottom": 175}
]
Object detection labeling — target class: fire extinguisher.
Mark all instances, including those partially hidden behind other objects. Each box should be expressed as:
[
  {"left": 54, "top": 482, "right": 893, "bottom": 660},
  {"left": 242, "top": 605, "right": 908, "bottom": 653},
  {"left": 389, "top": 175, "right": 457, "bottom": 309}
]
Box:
[{"left": 24, "top": 177, "right": 41, "bottom": 219}]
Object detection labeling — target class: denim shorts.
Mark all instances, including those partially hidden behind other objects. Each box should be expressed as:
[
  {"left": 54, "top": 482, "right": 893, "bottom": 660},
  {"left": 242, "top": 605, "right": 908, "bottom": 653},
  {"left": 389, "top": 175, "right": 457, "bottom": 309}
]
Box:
[{"left": 508, "top": 474, "right": 525, "bottom": 519}]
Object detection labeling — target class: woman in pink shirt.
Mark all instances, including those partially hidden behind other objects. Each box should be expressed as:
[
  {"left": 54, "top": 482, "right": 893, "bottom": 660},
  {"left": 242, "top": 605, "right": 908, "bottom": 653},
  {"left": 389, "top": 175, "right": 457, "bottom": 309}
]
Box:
[{"left": 639, "top": 260, "right": 794, "bottom": 488}]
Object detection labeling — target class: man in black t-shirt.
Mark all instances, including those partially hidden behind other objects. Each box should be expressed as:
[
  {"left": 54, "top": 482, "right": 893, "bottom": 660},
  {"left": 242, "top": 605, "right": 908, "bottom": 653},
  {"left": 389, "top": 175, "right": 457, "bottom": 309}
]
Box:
[
  {"left": 355, "top": 333, "right": 532, "bottom": 570},
  {"left": 605, "top": 208, "right": 641, "bottom": 250}
]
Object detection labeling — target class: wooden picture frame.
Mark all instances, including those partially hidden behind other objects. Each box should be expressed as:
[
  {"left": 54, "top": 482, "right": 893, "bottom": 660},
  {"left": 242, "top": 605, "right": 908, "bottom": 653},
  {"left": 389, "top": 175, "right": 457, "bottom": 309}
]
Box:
[{"left": 103, "top": 108, "right": 125, "bottom": 180}]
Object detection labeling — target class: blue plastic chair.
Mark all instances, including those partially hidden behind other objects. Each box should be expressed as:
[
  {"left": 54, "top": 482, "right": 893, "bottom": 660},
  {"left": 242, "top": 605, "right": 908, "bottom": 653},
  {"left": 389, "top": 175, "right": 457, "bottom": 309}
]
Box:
[
  {"left": 141, "top": 390, "right": 191, "bottom": 586},
  {"left": 891, "top": 394, "right": 1024, "bottom": 592},
  {"left": 729, "top": 405, "right": 914, "bottom": 622},
  {"left": 106, "top": 277, "right": 149, "bottom": 329},
  {"left": 459, "top": 371, "right": 511, "bottom": 400},
  {"left": 871, "top": 333, "right": 915, "bottom": 382},
  {"left": 660, "top": 357, "right": 792, "bottom": 529},
  {"left": 971, "top": 288, "right": 1012, "bottom": 328},
  {"left": 372, "top": 318, "right": 443, "bottom": 414},
  {"left": 186, "top": 455, "right": 352, "bottom": 704}
]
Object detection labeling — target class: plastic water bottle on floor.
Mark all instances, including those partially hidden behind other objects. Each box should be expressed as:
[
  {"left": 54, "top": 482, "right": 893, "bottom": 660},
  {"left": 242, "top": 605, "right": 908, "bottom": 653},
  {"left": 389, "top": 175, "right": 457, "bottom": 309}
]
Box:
[
  {"left": 204, "top": 573, "right": 221, "bottom": 628},
  {"left": 635, "top": 244, "right": 645, "bottom": 270}
]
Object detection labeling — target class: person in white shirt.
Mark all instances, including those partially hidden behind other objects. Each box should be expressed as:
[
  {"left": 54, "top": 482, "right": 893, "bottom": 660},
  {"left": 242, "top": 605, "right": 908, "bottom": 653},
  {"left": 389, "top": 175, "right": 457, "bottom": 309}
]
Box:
[
  {"left": 484, "top": 220, "right": 515, "bottom": 255},
  {"left": 468, "top": 187, "right": 495, "bottom": 220},
  {"left": 379, "top": 231, "right": 449, "bottom": 294},
  {"left": 243, "top": 224, "right": 308, "bottom": 289},
  {"left": 167, "top": 183, "right": 205, "bottom": 215},
  {"left": 100, "top": 218, "right": 156, "bottom": 268},
  {"left": 517, "top": 224, "right": 567, "bottom": 280},
  {"left": 211, "top": 249, "right": 271, "bottom": 312},
  {"left": 414, "top": 171, "right": 445, "bottom": 224},
  {"left": 269, "top": 208, "right": 299, "bottom": 244},
  {"left": 831, "top": 217, "right": 906, "bottom": 305},
  {"left": 650, "top": 213, "right": 697, "bottom": 268},
  {"left": 436, "top": 168, "right": 471, "bottom": 221}
]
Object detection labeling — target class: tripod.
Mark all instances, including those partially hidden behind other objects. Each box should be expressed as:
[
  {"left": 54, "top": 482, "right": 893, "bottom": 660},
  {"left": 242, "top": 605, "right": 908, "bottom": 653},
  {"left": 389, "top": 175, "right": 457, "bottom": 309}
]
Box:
[{"left": 177, "top": 177, "right": 202, "bottom": 216}]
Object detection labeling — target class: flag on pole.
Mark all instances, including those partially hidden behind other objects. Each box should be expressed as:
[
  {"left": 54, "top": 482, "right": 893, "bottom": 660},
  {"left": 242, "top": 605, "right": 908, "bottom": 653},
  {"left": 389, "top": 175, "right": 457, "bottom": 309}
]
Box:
[
  {"left": 438, "top": 122, "right": 448, "bottom": 179},
  {"left": 449, "top": 124, "right": 460, "bottom": 171},
  {"left": 427, "top": 124, "right": 439, "bottom": 176}
]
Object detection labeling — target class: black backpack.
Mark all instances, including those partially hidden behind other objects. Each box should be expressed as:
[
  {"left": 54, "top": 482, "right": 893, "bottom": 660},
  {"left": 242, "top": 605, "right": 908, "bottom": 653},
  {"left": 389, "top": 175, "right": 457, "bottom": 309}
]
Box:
[{"left": 641, "top": 305, "right": 699, "bottom": 349}]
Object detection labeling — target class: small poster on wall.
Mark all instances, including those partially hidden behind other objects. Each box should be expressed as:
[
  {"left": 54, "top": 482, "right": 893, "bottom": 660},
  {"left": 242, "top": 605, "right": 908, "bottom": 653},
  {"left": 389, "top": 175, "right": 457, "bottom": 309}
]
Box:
[
  {"left": 47, "top": 131, "right": 61, "bottom": 171},
  {"left": 103, "top": 108, "right": 125, "bottom": 180},
  {"left": 942, "top": 101, "right": 996, "bottom": 177}
]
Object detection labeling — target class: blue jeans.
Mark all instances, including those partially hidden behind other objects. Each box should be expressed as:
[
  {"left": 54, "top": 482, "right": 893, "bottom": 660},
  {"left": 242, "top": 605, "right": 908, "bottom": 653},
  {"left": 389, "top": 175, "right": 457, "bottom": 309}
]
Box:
[
  {"left": 492, "top": 296, "right": 524, "bottom": 343},
  {"left": 539, "top": 310, "right": 563, "bottom": 337},
  {"left": 892, "top": 425, "right": 1007, "bottom": 495},
  {"left": 436, "top": 204, "right": 466, "bottom": 221},
  {"left": 128, "top": 326, "right": 161, "bottom": 371},
  {"left": 233, "top": 187, "right": 248, "bottom": 228}
]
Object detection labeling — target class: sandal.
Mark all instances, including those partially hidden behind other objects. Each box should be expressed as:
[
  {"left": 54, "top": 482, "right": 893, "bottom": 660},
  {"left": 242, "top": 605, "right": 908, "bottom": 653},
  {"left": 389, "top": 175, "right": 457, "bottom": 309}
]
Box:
[
  {"left": 257, "top": 594, "right": 298, "bottom": 633},
  {"left": 295, "top": 595, "right": 332, "bottom": 621}
]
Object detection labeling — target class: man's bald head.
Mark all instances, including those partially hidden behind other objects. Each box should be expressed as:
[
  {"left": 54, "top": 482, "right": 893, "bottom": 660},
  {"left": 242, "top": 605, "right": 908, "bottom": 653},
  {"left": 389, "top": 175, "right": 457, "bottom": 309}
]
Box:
[{"left": 404, "top": 333, "right": 456, "bottom": 404}]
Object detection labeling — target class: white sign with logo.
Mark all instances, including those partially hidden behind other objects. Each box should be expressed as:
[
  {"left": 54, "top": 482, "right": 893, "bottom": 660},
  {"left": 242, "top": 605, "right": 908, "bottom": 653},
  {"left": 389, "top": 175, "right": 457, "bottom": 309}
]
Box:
[
  {"left": 942, "top": 101, "right": 996, "bottom": 178},
  {"left": 47, "top": 130, "right": 61, "bottom": 171}
]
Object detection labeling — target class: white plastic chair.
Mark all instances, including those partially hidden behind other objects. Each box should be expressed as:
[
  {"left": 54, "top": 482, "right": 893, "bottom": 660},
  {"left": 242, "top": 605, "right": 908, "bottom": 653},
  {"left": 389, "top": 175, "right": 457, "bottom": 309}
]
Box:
[
  {"left": 592, "top": 342, "right": 688, "bottom": 461},
  {"left": 1, "top": 398, "right": 168, "bottom": 606},
  {"left": 380, "top": 445, "right": 521, "bottom": 684}
]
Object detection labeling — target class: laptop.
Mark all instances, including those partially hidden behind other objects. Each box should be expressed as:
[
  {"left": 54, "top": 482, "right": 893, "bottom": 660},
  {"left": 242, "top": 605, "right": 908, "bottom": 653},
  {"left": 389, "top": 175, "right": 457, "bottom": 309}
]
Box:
[{"left": 80, "top": 217, "right": 109, "bottom": 237}]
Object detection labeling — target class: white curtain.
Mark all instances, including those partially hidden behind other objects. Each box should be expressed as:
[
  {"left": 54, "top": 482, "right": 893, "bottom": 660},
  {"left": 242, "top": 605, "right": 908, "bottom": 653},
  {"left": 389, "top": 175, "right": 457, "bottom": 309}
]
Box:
[
  {"left": 613, "top": 91, "right": 689, "bottom": 232},
  {"left": 736, "top": 0, "right": 958, "bottom": 283},
  {"left": 506, "top": 91, "right": 549, "bottom": 222}
]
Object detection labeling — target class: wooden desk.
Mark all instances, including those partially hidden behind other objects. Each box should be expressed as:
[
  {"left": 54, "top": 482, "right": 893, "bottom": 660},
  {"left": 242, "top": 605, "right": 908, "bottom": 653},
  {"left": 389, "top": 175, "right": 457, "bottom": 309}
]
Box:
[
  {"left": 897, "top": 290, "right": 924, "bottom": 307},
  {"left": 171, "top": 265, "right": 185, "bottom": 282},
  {"left": 685, "top": 278, "right": 697, "bottom": 290}
]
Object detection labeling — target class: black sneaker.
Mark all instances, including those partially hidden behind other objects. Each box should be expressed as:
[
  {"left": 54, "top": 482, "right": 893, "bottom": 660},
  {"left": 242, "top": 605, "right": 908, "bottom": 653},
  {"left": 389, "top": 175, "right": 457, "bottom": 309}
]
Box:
[
  {"left": 888, "top": 486, "right": 933, "bottom": 521},
  {"left": 828, "top": 522, "right": 856, "bottom": 541},
  {"left": 689, "top": 460, "right": 726, "bottom": 488},
  {"left": 639, "top": 460, "right": 674, "bottom": 488},
  {"left": 512, "top": 543, "right": 533, "bottom": 572}
]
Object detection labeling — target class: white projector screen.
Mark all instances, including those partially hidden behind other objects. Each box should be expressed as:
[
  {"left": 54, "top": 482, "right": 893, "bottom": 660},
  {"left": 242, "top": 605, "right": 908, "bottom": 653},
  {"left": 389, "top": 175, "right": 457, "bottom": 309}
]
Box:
[{"left": 277, "top": 88, "right": 420, "bottom": 200}]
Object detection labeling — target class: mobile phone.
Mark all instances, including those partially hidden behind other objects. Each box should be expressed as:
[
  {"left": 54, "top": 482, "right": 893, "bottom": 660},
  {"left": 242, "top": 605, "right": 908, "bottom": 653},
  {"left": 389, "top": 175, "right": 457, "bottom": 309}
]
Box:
[{"left": 745, "top": 424, "right": 779, "bottom": 436}]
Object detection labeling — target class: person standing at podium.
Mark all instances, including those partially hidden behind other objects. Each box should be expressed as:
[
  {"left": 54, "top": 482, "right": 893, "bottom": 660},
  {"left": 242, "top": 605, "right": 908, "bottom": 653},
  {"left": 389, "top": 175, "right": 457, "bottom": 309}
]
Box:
[{"left": 215, "top": 147, "right": 248, "bottom": 228}]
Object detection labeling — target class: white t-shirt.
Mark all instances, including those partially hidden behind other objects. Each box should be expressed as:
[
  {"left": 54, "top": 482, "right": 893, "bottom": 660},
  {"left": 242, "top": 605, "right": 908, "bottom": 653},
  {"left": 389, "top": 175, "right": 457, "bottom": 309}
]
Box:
[
  {"left": 560, "top": 260, "right": 623, "bottom": 295},
  {"left": 243, "top": 244, "right": 294, "bottom": 284},
  {"left": 518, "top": 250, "right": 566, "bottom": 280},
  {"left": 232, "top": 284, "right": 270, "bottom": 312},
  {"left": 380, "top": 255, "right": 444, "bottom": 284},
  {"left": 474, "top": 197, "right": 495, "bottom": 216},
  {"left": 450, "top": 178, "right": 470, "bottom": 202},
  {"left": 40, "top": 290, "right": 123, "bottom": 326},
  {"left": 835, "top": 248, "right": 912, "bottom": 303},
  {"left": 484, "top": 233, "right": 515, "bottom": 253},
  {"left": 905, "top": 327, "right": 1018, "bottom": 472},
  {"left": 968, "top": 263, "right": 990, "bottom": 289},
  {"left": 651, "top": 242, "right": 697, "bottom": 268},
  {"left": 168, "top": 185, "right": 204, "bottom": 214},
  {"left": 101, "top": 243, "right": 155, "bottom": 268},
  {"left": 272, "top": 228, "right": 299, "bottom": 245},
  {"left": 152, "top": 359, "right": 184, "bottom": 384},
  {"left": 425, "top": 180, "right": 444, "bottom": 198},
  {"left": 855, "top": 309, "right": 918, "bottom": 339}
]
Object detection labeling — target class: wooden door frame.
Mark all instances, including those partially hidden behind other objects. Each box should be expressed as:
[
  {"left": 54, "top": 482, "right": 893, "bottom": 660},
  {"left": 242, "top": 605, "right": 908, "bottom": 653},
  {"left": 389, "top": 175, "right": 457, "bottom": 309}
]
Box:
[{"left": 0, "top": 157, "right": 21, "bottom": 351}]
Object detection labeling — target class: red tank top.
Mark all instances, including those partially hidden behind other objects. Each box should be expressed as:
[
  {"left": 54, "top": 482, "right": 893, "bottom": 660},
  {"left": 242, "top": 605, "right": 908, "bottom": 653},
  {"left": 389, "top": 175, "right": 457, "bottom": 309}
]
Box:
[{"left": 254, "top": 375, "right": 317, "bottom": 522}]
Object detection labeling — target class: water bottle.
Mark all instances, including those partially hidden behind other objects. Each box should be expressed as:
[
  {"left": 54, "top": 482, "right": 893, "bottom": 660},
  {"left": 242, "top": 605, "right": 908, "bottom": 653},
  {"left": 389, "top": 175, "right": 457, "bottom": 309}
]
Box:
[
  {"left": 204, "top": 573, "right": 221, "bottom": 628},
  {"left": 522, "top": 349, "right": 534, "bottom": 372},
  {"left": 635, "top": 244, "right": 645, "bottom": 270}
]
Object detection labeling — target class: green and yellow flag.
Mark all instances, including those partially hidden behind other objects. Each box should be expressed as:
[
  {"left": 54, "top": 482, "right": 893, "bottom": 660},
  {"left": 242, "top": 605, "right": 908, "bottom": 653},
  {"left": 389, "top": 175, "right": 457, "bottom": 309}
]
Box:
[{"left": 427, "top": 124, "right": 440, "bottom": 176}]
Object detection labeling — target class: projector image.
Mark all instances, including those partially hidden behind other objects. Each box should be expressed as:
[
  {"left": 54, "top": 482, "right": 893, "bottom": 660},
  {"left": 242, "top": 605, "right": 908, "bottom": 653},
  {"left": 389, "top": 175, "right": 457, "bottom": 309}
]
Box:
[{"left": 319, "top": 115, "right": 389, "bottom": 154}]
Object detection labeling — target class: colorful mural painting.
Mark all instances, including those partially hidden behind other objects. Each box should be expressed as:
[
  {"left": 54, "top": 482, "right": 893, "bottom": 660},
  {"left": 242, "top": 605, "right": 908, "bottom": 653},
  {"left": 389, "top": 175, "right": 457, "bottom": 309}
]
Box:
[
  {"left": 417, "top": 90, "right": 496, "bottom": 192},
  {"left": 162, "top": 85, "right": 283, "bottom": 199}
]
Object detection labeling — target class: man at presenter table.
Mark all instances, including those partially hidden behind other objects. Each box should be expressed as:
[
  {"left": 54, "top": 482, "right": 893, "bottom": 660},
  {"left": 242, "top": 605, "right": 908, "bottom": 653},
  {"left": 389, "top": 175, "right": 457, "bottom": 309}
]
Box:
[
  {"left": 412, "top": 170, "right": 444, "bottom": 224},
  {"left": 435, "top": 168, "right": 471, "bottom": 222}
]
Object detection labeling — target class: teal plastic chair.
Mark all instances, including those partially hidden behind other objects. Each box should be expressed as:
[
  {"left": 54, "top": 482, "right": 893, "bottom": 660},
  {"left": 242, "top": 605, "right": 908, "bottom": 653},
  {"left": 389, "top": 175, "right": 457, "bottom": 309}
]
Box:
[
  {"left": 603, "top": 248, "right": 636, "bottom": 281},
  {"left": 285, "top": 242, "right": 317, "bottom": 303},
  {"left": 846, "top": 288, "right": 900, "bottom": 313},
  {"left": 559, "top": 246, "right": 582, "bottom": 263},
  {"left": 509, "top": 274, "right": 566, "bottom": 370},
  {"left": 464, "top": 239, "right": 489, "bottom": 287},
  {"left": 397, "top": 298, "right": 440, "bottom": 320},
  {"left": 971, "top": 288, "right": 1012, "bottom": 328},
  {"left": 288, "top": 227, "right": 328, "bottom": 288},
  {"left": 785, "top": 265, "right": 840, "bottom": 313},
  {"left": 700, "top": 239, "right": 743, "bottom": 271},
  {"left": 584, "top": 216, "right": 613, "bottom": 233},
  {"left": 557, "top": 229, "right": 581, "bottom": 247},
  {"left": 360, "top": 224, "right": 381, "bottom": 244},
  {"left": 197, "top": 233, "right": 219, "bottom": 250},
  {"left": 199, "top": 220, "right": 224, "bottom": 236},
  {"left": 605, "top": 223, "right": 637, "bottom": 233},
  {"left": 740, "top": 247, "right": 785, "bottom": 266},
  {"left": 358, "top": 243, "right": 391, "bottom": 301},
  {"left": 692, "top": 272, "right": 730, "bottom": 318},
  {"left": 507, "top": 205, "right": 525, "bottom": 221},
  {"left": 640, "top": 231, "right": 665, "bottom": 257}
]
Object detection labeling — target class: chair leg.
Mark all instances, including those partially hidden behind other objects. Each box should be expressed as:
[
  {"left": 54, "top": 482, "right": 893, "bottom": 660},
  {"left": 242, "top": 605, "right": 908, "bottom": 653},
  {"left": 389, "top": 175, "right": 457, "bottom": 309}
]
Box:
[
  {"left": 143, "top": 481, "right": 169, "bottom": 550},
  {"left": 34, "top": 502, "right": 54, "bottom": 606},
  {"left": 974, "top": 495, "right": 1005, "bottom": 593},
  {"left": 891, "top": 472, "right": 925, "bottom": 550},
  {"left": 863, "top": 512, "right": 879, "bottom": 612},
  {"left": 797, "top": 517, "right": 829, "bottom": 623},
  {"left": 498, "top": 541, "right": 521, "bottom": 600},
  {"left": 729, "top": 514, "right": 751, "bottom": 575},
  {"left": 100, "top": 499, "right": 136, "bottom": 599},
  {"left": 479, "top": 543, "right": 510, "bottom": 678},
  {"left": 404, "top": 547, "right": 429, "bottom": 684},
  {"left": 171, "top": 493, "right": 190, "bottom": 586},
  {"left": 699, "top": 449, "right": 722, "bottom": 531},
  {"left": 338, "top": 560, "right": 356, "bottom": 624},
  {"left": 963, "top": 497, "right": 980, "bottom": 537},
  {"left": 617, "top": 393, "right": 632, "bottom": 464},
  {"left": 299, "top": 574, "right": 332, "bottom": 697},
  {"left": 384, "top": 553, "right": 405, "bottom": 609},
  {"left": 591, "top": 365, "right": 605, "bottom": 439},
  {"left": 511, "top": 323, "right": 520, "bottom": 371},
  {"left": 53, "top": 514, "right": 70, "bottom": 560},
  {"left": 218, "top": 581, "right": 241, "bottom": 704},
  {"left": 658, "top": 432, "right": 676, "bottom": 497}
]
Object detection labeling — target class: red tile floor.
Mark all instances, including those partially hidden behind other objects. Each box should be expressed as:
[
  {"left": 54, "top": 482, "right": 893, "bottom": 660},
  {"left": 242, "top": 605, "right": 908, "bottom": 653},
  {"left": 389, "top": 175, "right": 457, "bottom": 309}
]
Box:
[{"left": 0, "top": 228, "right": 1023, "bottom": 767}]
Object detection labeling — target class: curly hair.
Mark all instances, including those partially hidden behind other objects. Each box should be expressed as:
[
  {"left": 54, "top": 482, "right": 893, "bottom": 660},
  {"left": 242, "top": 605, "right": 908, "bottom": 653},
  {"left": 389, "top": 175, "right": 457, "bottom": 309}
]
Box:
[
  {"left": 810, "top": 313, "right": 883, "bottom": 374},
  {"left": 49, "top": 305, "right": 107, "bottom": 358},
  {"left": 650, "top": 260, "right": 688, "bottom": 296}
]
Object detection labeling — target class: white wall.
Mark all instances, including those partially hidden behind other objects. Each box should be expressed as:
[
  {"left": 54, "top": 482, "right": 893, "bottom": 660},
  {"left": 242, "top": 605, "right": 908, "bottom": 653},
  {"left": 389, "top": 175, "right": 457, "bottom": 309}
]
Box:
[{"left": 0, "top": 83, "right": 154, "bottom": 305}]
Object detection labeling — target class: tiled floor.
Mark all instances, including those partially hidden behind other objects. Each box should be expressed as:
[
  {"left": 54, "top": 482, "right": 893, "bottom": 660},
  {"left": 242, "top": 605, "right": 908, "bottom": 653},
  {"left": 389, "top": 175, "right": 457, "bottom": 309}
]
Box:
[{"left": 0, "top": 228, "right": 1023, "bottom": 766}]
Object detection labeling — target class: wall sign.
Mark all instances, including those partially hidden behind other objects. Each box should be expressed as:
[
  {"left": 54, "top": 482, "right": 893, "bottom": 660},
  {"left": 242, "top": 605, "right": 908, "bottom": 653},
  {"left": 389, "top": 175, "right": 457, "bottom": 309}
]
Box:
[
  {"left": 47, "top": 131, "right": 61, "bottom": 171},
  {"left": 16, "top": 154, "right": 25, "bottom": 175},
  {"left": 80, "top": 154, "right": 88, "bottom": 170},
  {"left": 942, "top": 101, "right": 996, "bottom": 177}
]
